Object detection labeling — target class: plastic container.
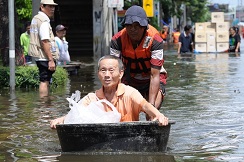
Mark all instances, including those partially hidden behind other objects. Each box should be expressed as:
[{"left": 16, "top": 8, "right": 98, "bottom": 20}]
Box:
[{"left": 56, "top": 121, "right": 174, "bottom": 152}]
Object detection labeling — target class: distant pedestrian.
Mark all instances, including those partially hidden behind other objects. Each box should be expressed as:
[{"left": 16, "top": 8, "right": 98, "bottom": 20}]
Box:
[
  {"left": 160, "top": 25, "right": 169, "bottom": 43},
  {"left": 20, "top": 21, "right": 32, "bottom": 63},
  {"left": 172, "top": 28, "right": 180, "bottom": 44},
  {"left": 177, "top": 25, "right": 194, "bottom": 56},
  {"left": 55, "top": 24, "right": 70, "bottom": 65},
  {"left": 229, "top": 26, "right": 241, "bottom": 53},
  {"left": 28, "top": 0, "right": 59, "bottom": 97}
]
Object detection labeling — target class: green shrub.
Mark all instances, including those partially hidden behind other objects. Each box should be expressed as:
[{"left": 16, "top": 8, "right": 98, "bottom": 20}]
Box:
[
  {"left": 0, "top": 67, "right": 10, "bottom": 87},
  {"left": 0, "top": 66, "right": 68, "bottom": 89},
  {"left": 15, "top": 66, "right": 39, "bottom": 88},
  {"left": 52, "top": 66, "right": 69, "bottom": 87}
]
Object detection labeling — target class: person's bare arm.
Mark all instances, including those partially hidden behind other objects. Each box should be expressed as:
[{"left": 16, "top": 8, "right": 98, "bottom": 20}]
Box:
[
  {"left": 41, "top": 39, "right": 55, "bottom": 71},
  {"left": 191, "top": 43, "right": 194, "bottom": 52},
  {"left": 142, "top": 102, "right": 168, "bottom": 126},
  {"left": 177, "top": 42, "right": 181, "bottom": 54},
  {"left": 148, "top": 67, "right": 160, "bottom": 106},
  {"left": 236, "top": 42, "right": 240, "bottom": 52}
]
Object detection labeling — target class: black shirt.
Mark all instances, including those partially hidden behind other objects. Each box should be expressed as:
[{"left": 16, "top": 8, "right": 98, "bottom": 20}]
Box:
[
  {"left": 229, "top": 34, "right": 241, "bottom": 52},
  {"left": 179, "top": 32, "right": 192, "bottom": 53}
]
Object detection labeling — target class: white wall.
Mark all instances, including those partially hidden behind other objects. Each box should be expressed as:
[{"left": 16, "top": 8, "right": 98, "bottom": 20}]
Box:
[{"left": 93, "top": 0, "right": 113, "bottom": 59}]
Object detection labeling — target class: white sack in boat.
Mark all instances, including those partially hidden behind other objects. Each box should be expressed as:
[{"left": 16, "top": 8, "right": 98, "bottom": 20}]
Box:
[{"left": 64, "top": 90, "right": 121, "bottom": 124}]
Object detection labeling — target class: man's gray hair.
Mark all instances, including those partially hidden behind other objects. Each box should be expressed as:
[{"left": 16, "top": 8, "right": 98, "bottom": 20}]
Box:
[{"left": 98, "top": 55, "right": 124, "bottom": 71}]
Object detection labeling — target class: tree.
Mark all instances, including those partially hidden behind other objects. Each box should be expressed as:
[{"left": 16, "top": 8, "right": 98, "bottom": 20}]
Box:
[
  {"left": 159, "top": 0, "right": 210, "bottom": 24},
  {"left": 0, "top": 0, "right": 25, "bottom": 66},
  {"left": 184, "top": 0, "right": 210, "bottom": 23},
  {"left": 16, "top": 0, "right": 32, "bottom": 24},
  {"left": 124, "top": 0, "right": 141, "bottom": 9}
]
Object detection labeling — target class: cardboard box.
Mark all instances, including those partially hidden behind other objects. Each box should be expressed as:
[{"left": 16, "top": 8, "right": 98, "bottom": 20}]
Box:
[
  {"left": 216, "top": 42, "right": 229, "bottom": 52},
  {"left": 195, "top": 32, "right": 206, "bottom": 42},
  {"left": 216, "top": 22, "right": 230, "bottom": 32},
  {"left": 195, "top": 23, "right": 206, "bottom": 32},
  {"left": 211, "top": 12, "right": 224, "bottom": 22},
  {"left": 205, "top": 22, "right": 216, "bottom": 32},
  {"left": 207, "top": 42, "right": 216, "bottom": 52},
  {"left": 195, "top": 43, "right": 207, "bottom": 52},
  {"left": 206, "top": 32, "right": 216, "bottom": 42},
  {"left": 216, "top": 32, "right": 229, "bottom": 42}
]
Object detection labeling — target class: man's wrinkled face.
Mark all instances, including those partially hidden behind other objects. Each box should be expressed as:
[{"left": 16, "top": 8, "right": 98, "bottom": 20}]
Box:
[
  {"left": 125, "top": 22, "right": 146, "bottom": 42},
  {"left": 98, "top": 59, "right": 123, "bottom": 88}
]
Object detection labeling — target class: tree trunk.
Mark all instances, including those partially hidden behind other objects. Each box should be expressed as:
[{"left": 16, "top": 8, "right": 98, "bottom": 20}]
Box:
[{"left": 0, "top": 0, "right": 24, "bottom": 66}]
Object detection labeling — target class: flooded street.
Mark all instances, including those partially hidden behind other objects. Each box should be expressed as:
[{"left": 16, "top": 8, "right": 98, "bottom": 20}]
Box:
[
  {"left": 0, "top": 45, "right": 244, "bottom": 161},
  {"left": 165, "top": 52, "right": 244, "bottom": 161}
]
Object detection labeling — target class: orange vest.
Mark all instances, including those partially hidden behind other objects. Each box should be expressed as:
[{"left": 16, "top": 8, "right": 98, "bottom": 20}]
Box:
[
  {"left": 120, "top": 25, "right": 160, "bottom": 78},
  {"left": 172, "top": 32, "right": 180, "bottom": 43}
]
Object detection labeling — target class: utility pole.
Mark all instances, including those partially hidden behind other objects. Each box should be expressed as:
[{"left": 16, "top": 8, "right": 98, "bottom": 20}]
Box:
[
  {"left": 8, "top": 0, "right": 15, "bottom": 91},
  {"left": 183, "top": 4, "right": 186, "bottom": 28}
]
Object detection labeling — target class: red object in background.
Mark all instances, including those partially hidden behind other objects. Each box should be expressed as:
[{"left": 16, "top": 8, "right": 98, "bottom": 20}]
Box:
[{"left": 241, "top": 26, "right": 244, "bottom": 38}]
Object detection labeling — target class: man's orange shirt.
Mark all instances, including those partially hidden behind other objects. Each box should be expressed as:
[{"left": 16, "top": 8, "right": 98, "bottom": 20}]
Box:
[{"left": 81, "top": 83, "right": 148, "bottom": 122}]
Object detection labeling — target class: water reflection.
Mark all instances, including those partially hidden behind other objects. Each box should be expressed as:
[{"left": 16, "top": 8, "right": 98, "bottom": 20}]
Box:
[
  {"left": 0, "top": 50, "right": 244, "bottom": 161},
  {"left": 164, "top": 52, "right": 244, "bottom": 161},
  {"left": 36, "top": 152, "right": 176, "bottom": 162}
]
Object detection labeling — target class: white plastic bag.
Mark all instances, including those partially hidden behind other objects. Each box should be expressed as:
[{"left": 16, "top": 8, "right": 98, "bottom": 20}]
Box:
[
  {"left": 64, "top": 90, "right": 121, "bottom": 124},
  {"left": 63, "top": 91, "right": 84, "bottom": 124}
]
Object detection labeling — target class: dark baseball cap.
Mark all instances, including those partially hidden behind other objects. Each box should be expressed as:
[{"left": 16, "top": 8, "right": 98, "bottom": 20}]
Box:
[
  {"left": 122, "top": 5, "right": 148, "bottom": 27},
  {"left": 55, "top": 25, "right": 67, "bottom": 31}
]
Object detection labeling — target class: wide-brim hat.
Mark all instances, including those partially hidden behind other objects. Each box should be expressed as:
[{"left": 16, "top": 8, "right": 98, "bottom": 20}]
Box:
[
  {"left": 40, "top": 0, "right": 58, "bottom": 5},
  {"left": 121, "top": 5, "right": 148, "bottom": 27}
]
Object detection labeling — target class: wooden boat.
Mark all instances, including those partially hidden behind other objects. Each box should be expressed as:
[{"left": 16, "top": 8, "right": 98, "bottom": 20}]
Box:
[
  {"left": 59, "top": 61, "right": 93, "bottom": 75},
  {"left": 56, "top": 121, "right": 175, "bottom": 152}
]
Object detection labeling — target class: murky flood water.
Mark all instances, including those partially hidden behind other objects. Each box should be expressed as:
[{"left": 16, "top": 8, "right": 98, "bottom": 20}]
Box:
[
  {"left": 0, "top": 46, "right": 244, "bottom": 161},
  {"left": 165, "top": 52, "right": 244, "bottom": 162}
]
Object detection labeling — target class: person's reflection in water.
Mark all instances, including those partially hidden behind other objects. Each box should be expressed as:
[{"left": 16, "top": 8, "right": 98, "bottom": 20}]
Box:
[{"left": 229, "top": 53, "right": 240, "bottom": 57}]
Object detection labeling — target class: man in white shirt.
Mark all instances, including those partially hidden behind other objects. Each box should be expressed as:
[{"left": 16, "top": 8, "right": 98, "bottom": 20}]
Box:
[
  {"left": 55, "top": 25, "right": 70, "bottom": 65},
  {"left": 28, "top": 0, "right": 59, "bottom": 97}
]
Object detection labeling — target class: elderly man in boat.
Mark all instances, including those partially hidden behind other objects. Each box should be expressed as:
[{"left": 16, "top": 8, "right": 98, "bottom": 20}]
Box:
[{"left": 50, "top": 55, "right": 168, "bottom": 128}]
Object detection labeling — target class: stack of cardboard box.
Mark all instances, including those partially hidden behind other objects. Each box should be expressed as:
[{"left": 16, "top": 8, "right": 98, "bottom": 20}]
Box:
[{"left": 195, "top": 12, "right": 229, "bottom": 53}]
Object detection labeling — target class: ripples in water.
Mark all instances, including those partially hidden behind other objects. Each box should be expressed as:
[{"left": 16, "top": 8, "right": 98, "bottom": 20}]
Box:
[{"left": 0, "top": 51, "right": 244, "bottom": 161}]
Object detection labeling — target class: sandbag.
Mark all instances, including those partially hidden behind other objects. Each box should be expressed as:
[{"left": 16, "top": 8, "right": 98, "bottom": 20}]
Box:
[{"left": 64, "top": 90, "right": 121, "bottom": 124}]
